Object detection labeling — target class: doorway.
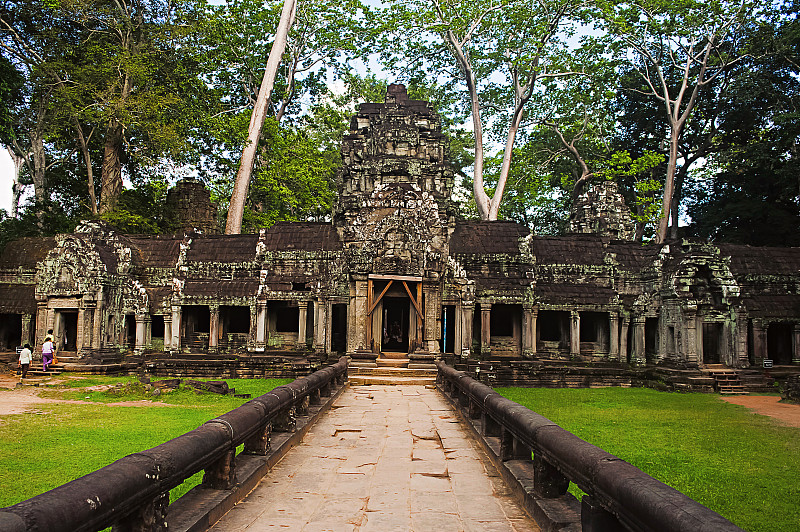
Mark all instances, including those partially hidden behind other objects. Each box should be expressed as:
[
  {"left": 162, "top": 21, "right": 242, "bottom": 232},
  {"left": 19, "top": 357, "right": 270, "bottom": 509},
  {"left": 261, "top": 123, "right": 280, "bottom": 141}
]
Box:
[
  {"left": 57, "top": 311, "right": 78, "bottom": 351},
  {"left": 382, "top": 297, "right": 410, "bottom": 352},
  {"left": 703, "top": 322, "right": 723, "bottom": 364}
]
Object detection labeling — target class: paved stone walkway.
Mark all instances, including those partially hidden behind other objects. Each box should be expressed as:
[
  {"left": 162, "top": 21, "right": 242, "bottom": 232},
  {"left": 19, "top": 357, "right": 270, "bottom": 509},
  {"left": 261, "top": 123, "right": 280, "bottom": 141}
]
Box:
[{"left": 210, "top": 385, "right": 540, "bottom": 531}]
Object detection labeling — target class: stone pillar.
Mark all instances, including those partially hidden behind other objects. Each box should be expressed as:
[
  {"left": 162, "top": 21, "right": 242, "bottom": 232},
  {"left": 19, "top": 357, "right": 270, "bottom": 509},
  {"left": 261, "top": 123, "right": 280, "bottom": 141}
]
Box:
[
  {"left": 480, "top": 303, "right": 491, "bottom": 358},
  {"left": 314, "top": 298, "right": 326, "bottom": 354},
  {"left": 620, "top": 315, "right": 629, "bottom": 363},
  {"left": 461, "top": 303, "right": 474, "bottom": 359},
  {"left": 609, "top": 312, "right": 620, "bottom": 361},
  {"left": 135, "top": 313, "right": 147, "bottom": 351},
  {"left": 325, "top": 301, "right": 334, "bottom": 354},
  {"left": 76, "top": 308, "right": 85, "bottom": 353},
  {"left": 164, "top": 319, "right": 172, "bottom": 350},
  {"left": 423, "top": 284, "right": 440, "bottom": 353},
  {"left": 522, "top": 305, "right": 537, "bottom": 358},
  {"left": 92, "top": 300, "right": 103, "bottom": 349},
  {"left": 348, "top": 280, "right": 369, "bottom": 353},
  {"left": 209, "top": 305, "right": 220, "bottom": 350},
  {"left": 21, "top": 313, "right": 34, "bottom": 347},
  {"left": 684, "top": 309, "right": 698, "bottom": 366},
  {"left": 255, "top": 300, "right": 267, "bottom": 350},
  {"left": 793, "top": 324, "right": 800, "bottom": 365},
  {"left": 751, "top": 320, "right": 767, "bottom": 364},
  {"left": 298, "top": 301, "right": 308, "bottom": 348},
  {"left": 570, "top": 311, "right": 580, "bottom": 357},
  {"left": 171, "top": 305, "right": 182, "bottom": 352},
  {"left": 632, "top": 316, "right": 646, "bottom": 365}
]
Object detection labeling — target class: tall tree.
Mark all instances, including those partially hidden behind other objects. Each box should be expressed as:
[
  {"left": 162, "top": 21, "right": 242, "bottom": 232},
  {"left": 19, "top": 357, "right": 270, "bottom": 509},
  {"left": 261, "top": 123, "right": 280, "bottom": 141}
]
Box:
[
  {"left": 602, "top": 0, "right": 758, "bottom": 243},
  {"left": 225, "top": 0, "right": 297, "bottom": 234},
  {"left": 384, "top": 0, "right": 593, "bottom": 220}
]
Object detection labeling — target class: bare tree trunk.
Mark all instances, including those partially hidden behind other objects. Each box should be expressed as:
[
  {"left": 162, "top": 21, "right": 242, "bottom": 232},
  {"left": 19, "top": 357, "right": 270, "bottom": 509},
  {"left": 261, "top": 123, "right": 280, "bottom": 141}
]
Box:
[
  {"left": 490, "top": 97, "right": 528, "bottom": 220},
  {"left": 99, "top": 120, "right": 124, "bottom": 214},
  {"left": 656, "top": 130, "right": 680, "bottom": 244},
  {"left": 7, "top": 146, "right": 24, "bottom": 218},
  {"left": 226, "top": 0, "right": 297, "bottom": 235}
]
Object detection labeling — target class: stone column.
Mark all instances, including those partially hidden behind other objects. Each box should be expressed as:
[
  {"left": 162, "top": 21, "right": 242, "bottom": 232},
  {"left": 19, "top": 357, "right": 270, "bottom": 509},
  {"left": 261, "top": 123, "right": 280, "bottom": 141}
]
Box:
[
  {"left": 462, "top": 303, "right": 474, "bottom": 359},
  {"left": 348, "top": 280, "right": 369, "bottom": 353},
  {"left": 570, "top": 311, "right": 580, "bottom": 357},
  {"left": 209, "top": 305, "right": 220, "bottom": 351},
  {"left": 632, "top": 316, "right": 646, "bottom": 365},
  {"left": 619, "top": 315, "right": 630, "bottom": 363},
  {"left": 164, "top": 318, "right": 172, "bottom": 350},
  {"left": 423, "top": 284, "right": 441, "bottom": 353},
  {"left": 793, "top": 324, "right": 800, "bottom": 365},
  {"left": 76, "top": 308, "right": 85, "bottom": 353},
  {"left": 171, "top": 305, "right": 182, "bottom": 352},
  {"left": 298, "top": 301, "right": 308, "bottom": 348},
  {"left": 135, "top": 313, "right": 147, "bottom": 351},
  {"left": 480, "top": 303, "right": 491, "bottom": 358},
  {"left": 92, "top": 300, "right": 103, "bottom": 349},
  {"left": 21, "top": 313, "right": 34, "bottom": 347},
  {"left": 684, "top": 308, "right": 698, "bottom": 366},
  {"left": 255, "top": 300, "right": 267, "bottom": 351},
  {"left": 751, "top": 320, "right": 768, "bottom": 364},
  {"left": 313, "top": 298, "right": 326, "bottom": 354},
  {"left": 609, "top": 313, "right": 620, "bottom": 361},
  {"left": 325, "top": 301, "right": 334, "bottom": 354},
  {"left": 522, "top": 305, "right": 536, "bottom": 358}
]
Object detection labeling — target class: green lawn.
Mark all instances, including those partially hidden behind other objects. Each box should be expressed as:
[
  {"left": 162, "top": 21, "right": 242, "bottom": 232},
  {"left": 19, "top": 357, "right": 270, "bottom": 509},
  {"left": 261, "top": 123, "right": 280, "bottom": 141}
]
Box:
[
  {"left": 496, "top": 387, "right": 800, "bottom": 532},
  {"left": 0, "top": 375, "right": 291, "bottom": 509}
]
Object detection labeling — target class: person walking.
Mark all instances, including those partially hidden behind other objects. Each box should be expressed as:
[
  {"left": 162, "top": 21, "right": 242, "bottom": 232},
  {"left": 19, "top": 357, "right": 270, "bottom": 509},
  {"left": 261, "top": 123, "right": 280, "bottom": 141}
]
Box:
[
  {"left": 42, "top": 336, "right": 55, "bottom": 372},
  {"left": 18, "top": 343, "right": 32, "bottom": 380}
]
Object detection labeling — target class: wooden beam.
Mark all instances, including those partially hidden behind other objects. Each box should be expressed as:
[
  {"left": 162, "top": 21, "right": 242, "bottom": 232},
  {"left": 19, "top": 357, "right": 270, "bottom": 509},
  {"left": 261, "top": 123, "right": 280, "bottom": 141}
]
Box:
[
  {"left": 403, "top": 281, "right": 423, "bottom": 318},
  {"left": 367, "top": 280, "right": 393, "bottom": 316}
]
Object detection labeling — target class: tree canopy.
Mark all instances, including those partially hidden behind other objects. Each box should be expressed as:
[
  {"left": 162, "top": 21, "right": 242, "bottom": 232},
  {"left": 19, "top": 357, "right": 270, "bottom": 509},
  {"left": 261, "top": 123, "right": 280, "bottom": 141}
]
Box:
[{"left": 1, "top": 0, "right": 797, "bottom": 248}]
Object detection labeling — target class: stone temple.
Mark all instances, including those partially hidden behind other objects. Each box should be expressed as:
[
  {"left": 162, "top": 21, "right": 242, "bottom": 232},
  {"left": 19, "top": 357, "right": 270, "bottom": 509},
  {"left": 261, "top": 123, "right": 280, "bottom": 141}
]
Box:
[{"left": 1, "top": 84, "right": 799, "bottom": 386}]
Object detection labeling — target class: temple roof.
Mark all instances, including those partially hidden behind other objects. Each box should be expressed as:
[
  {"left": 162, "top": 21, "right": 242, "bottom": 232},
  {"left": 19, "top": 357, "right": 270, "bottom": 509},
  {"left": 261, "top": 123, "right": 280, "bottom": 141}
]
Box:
[
  {"left": 0, "top": 283, "right": 36, "bottom": 313},
  {"left": 261, "top": 222, "right": 341, "bottom": 251},
  {"left": 450, "top": 221, "right": 529, "bottom": 254},
  {"left": 0, "top": 237, "right": 56, "bottom": 269}
]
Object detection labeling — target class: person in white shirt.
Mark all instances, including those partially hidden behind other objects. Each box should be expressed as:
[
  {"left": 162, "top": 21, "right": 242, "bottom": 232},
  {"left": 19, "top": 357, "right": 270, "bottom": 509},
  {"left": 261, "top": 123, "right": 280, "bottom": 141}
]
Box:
[{"left": 18, "top": 343, "right": 32, "bottom": 379}]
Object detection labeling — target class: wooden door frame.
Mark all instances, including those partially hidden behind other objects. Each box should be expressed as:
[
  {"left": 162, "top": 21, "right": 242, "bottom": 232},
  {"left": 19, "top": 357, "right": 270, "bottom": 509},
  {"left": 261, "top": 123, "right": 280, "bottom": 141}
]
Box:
[{"left": 366, "top": 275, "right": 423, "bottom": 353}]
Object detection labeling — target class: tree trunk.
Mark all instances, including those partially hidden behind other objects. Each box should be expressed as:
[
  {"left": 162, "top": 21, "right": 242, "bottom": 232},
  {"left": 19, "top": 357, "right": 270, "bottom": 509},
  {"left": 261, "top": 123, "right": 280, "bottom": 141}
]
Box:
[
  {"left": 656, "top": 130, "right": 680, "bottom": 244},
  {"left": 226, "top": 0, "right": 297, "bottom": 235},
  {"left": 99, "top": 120, "right": 124, "bottom": 214},
  {"left": 490, "top": 100, "right": 527, "bottom": 220},
  {"left": 7, "top": 147, "right": 24, "bottom": 219}
]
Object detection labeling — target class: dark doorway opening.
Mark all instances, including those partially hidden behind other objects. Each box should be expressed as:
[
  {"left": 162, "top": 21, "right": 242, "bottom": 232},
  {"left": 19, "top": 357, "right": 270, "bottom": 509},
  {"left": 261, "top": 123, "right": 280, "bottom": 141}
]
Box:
[
  {"left": 60, "top": 311, "right": 78, "bottom": 351},
  {"left": 645, "top": 317, "right": 659, "bottom": 361},
  {"left": 125, "top": 314, "right": 135, "bottom": 347},
  {"left": 768, "top": 323, "right": 793, "bottom": 365},
  {"left": 382, "top": 297, "right": 409, "bottom": 352},
  {"left": 440, "top": 305, "right": 456, "bottom": 354},
  {"left": 703, "top": 322, "right": 723, "bottom": 364},
  {"left": 332, "top": 304, "right": 347, "bottom": 352},
  {"left": 0, "top": 313, "right": 22, "bottom": 350},
  {"left": 222, "top": 306, "right": 250, "bottom": 334},
  {"left": 538, "top": 311, "right": 569, "bottom": 344}
]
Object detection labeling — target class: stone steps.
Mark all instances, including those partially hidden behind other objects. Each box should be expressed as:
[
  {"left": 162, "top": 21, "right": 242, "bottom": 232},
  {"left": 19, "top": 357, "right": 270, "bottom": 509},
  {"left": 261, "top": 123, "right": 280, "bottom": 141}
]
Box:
[{"left": 349, "top": 355, "right": 437, "bottom": 386}]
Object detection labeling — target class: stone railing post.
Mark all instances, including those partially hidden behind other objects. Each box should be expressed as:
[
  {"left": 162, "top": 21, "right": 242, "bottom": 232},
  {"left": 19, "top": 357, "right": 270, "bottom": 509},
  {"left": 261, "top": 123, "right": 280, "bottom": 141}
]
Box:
[
  {"left": 202, "top": 449, "right": 236, "bottom": 490},
  {"left": 533, "top": 455, "right": 569, "bottom": 498},
  {"left": 111, "top": 492, "right": 169, "bottom": 532}
]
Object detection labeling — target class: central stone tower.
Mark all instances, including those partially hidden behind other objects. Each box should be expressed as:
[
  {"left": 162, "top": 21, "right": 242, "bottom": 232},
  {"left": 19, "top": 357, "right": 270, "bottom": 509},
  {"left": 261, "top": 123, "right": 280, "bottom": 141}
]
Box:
[{"left": 334, "top": 84, "right": 456, "bottom": 354}]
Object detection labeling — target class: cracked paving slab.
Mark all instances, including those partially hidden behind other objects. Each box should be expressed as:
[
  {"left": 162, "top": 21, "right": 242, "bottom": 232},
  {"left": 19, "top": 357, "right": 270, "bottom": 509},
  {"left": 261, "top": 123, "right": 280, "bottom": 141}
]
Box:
[{"left": 210, "top": 385, "right": 540, "bottom": 532}]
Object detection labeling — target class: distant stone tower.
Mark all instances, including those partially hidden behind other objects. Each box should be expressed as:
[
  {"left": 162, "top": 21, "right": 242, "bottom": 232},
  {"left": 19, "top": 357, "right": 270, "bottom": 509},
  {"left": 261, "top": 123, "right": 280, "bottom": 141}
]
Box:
[
  {"left": 165, "top": 178, "right": 219, "bottom": 235},
  {"left": 569, "top": 180, "right": 636, "bottom": 240}
]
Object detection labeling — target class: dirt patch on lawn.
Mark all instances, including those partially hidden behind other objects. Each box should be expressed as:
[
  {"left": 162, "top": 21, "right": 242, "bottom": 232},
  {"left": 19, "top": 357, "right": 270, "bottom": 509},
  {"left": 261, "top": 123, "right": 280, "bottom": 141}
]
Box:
[
  {"left": 0, "top": 372, "right": 179, "bottom": 418},
  {"left": 720, "top": 395, "right": 800, "bottom": 428}
]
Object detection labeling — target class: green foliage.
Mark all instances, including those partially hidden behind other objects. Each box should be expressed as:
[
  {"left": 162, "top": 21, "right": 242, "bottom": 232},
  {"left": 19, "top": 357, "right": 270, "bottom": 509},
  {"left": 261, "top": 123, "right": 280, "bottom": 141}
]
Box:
[
  {"left": 601, "top": 150, "right": 665, "bottom": 240},
  {"left": 497, "top": 387, "right": 800, "bottom": 532},
  {"left": 242, "top": 117, "right": 338, "bottom": 231}
]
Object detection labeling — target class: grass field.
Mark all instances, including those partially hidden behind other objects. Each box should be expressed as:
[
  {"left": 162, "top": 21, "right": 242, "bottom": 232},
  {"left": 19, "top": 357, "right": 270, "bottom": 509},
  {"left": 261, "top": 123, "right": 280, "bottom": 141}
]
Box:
[
  {"left": 496, "top": 387, "right": 800, "bottom": 532},
  {"left": 0, "top": 375, "right": 291, "bottom": 508}
]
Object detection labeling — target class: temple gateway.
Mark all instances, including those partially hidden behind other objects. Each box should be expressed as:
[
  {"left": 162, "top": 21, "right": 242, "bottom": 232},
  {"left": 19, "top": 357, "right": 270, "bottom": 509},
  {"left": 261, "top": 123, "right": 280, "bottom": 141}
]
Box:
[{"left": 1, "top": 85, "right": 799, "bottom": 383}]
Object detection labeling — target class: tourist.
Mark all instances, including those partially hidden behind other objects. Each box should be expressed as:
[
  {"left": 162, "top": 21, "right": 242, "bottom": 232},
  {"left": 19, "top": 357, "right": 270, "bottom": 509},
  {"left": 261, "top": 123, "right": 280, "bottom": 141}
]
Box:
[
  {"left": 18, "top": 344, "right": 32, "bottom": 380},
  {"left": 42, "top": 336, "right": 55, "bottom": 372}
]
